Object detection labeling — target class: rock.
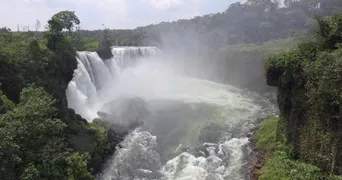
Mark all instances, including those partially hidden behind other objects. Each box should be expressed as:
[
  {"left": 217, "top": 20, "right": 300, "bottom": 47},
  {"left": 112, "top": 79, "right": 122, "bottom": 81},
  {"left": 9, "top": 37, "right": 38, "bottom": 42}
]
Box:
[
  {"left": 103, "top": 97, "right": 150, "bottom": 150},
  {"left": 266, "top": 67, "right": 281, "bottom": 87},
  {"left": 97, "top": 97, "right": 149, "bottom": 129},
  {"left": 255, "top": 163, "right": 263, "bottom": 169},
  {"left": 198, "top": 123, "right": 226, "bottom": 143},
  {"left": 93, "top": 118, "right": 104, "bottom": 124},
  {"left": 252, "top": 168, "right": 264, "bottom": 176},
  {"left": 107, "top": 128, "right": 128, "bottom": 149},
  {"left": 97, "top": 46, "right": 113, "bottom": 60}
]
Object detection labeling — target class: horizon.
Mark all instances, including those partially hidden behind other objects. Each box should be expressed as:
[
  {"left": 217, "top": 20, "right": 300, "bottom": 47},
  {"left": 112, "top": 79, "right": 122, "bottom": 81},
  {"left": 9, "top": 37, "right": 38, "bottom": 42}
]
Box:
[{"left": 0, "top": 0, "right": 239, "bottom": 31}]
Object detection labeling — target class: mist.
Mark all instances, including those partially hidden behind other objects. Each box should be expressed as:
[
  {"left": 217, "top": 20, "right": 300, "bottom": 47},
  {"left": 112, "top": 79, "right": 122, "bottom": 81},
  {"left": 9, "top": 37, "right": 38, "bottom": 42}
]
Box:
[
  {"left": 67, "top": 0, "right": 341, "bottom": 179},
  {"left": 66, "top": 44, "right": 276, "bottom": 180}
]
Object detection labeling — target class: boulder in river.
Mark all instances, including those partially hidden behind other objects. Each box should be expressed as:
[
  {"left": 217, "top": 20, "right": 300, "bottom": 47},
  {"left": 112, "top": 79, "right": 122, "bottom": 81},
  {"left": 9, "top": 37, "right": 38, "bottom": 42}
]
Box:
[{"left": 97, "top": 96, "right": 149, "bottom": 130}]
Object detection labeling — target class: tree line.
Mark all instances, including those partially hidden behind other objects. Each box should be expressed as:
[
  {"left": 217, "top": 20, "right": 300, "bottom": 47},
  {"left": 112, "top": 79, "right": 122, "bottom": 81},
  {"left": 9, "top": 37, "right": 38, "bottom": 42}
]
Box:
[
  {"left": 73, "top": 0, "right": 342, "bottom": 52},
  {"left": 0, "top": 11, "right": 115, "bottom": 180}
]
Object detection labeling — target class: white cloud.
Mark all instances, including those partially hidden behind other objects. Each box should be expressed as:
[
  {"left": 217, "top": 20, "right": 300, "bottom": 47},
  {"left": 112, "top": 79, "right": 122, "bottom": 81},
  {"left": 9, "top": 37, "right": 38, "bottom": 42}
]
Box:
[
  {"left": 0, "top": 0, "right": 128, "bottom": 30},
  {"left": 140, "top": 0, "right": 184, "bottom": 9},
  {"left": 0, "top": 0, "right": 238, "bottom": 30},
  {"left": 24, "top": 0, "right": 45, "bottom": 3}
]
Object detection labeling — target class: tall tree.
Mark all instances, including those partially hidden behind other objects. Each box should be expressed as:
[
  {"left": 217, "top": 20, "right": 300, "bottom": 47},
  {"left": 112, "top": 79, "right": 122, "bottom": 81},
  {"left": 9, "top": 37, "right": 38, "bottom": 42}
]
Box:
[{"left": 51, "top": 10, "right": 80, "bottom": 35}]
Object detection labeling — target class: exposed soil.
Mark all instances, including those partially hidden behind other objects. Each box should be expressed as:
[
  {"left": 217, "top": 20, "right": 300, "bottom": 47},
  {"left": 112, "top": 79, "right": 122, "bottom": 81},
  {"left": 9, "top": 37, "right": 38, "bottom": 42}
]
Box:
[{"left": 248, "top": 127, "right": 267, "bottom": 180}]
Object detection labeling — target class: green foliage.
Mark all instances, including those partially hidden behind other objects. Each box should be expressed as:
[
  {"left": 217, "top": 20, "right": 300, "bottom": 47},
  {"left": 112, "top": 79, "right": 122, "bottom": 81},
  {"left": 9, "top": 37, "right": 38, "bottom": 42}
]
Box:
[
  {"left": 76, "top": 0, "right": 342, "bottom": 50},
  {"left": 256, "top": 117, "right": 342, "bottom": 180},
  {"left": 259, "top": 151, "right": 324, "bottom": 180},
  {"left": 0, "top": 90, "right": 15, "bottom": 114},
  {"left": 221, "top": 38, "right": 299, "bottom": 56},
  {"left": 0, "top": 11, "right": 116, "bottom": 179},
  {"left": 0, "top": 87, "right": 66, "bottom": 179},
  {"left": 83, "top": 39, "right": 100, "bottom": 52},
  {"left": 66, "top": 153, "right": 94, "bottom": 180},
  {"left": 315, "top": 13, "right": 342, "bottom": 50},
  {"left": 0, "top": 87, "right": 99, "bottom": 179},
  {"left": 68, "top": 122, "right": 113, "bottom": 174},
  {"left": 50, "top": 10, "right": 80, "bottom": 34},
  {"left": 97, "top": 28, "right": 113, "bottom": 59},
  {"left": 265, "top": 12, "right": 342, "bottom": 174},
  {"left": 256, "top": 117, "right": 283, "bottom": 153},
  {"left": 265, "top": 50, "right": 303, "bottom": 87}
]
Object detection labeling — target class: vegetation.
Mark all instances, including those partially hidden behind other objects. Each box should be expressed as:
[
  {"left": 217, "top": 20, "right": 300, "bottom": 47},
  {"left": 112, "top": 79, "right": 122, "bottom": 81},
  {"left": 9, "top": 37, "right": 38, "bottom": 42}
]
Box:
[
  {"left": 256, "top": 117, "right": 342, "bottom": 180},
  {"left": 96, "top": 28, "right": 113, "bottom": 59},
  {"left": 0, "top": 11, "right": 117, "bottom": 179},
  {"left": 265, "top": 11, "right": 342, "bottom": 176},
  {"left": 220, "top": 38, "right": 299, "bottom": 56},
  {"left": 1, "top": 0, "right": 342, "bottom": 179},
  {"left": 75, "top": 0, "right": 342, "bottom": 51},
  {"left": 255, "top": 117, "right": 283, "bottom": 154},
  {"left": 0, "top": 87, "right": 93, "bottom": 180}
]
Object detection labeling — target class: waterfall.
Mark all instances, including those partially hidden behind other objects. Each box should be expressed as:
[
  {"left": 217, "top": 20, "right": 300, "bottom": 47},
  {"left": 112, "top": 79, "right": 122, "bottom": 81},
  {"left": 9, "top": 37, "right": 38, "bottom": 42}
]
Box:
[
  {"left": 66, "top": 46, "right": 276, "bottom": 180},
  {"left": 66, "top": 46, "right": 159, "bottom": 121}
]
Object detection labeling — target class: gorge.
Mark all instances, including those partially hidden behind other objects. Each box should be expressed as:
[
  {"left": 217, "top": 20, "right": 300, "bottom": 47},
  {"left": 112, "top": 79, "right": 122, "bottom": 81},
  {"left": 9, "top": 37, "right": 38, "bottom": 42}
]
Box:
[
  {"left": 1, "top": 1, "right": 342, "bottom": 179},
  {"left": 66, "top": 47, "right": 276, "bottom": 179}
]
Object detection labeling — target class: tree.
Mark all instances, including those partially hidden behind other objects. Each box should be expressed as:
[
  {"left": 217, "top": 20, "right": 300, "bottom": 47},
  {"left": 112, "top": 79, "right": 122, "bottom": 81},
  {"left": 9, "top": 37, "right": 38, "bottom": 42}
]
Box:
[
  {"left": 97, "top": 27, "right": 113, "bottom": 59},
  {"left": 46, "top": 11, "right": 79, "bottom": 51},
  {"left": 0, "top": 87, "right": 96, "bottom": 179},
  {"left": 66, "top": 153, "right": 94, "bottom": 180},
  {"left": 50, "top": 10, "right": 80, "bottom": 35},
  {"left": 247, "top": 0, "right": 279, "bottom": 11},
  {"left": 52, "top": 11, "right": 80, "bottom": 34},
  {"left": 0, "top": 90, "right": 14, "bottom": 115},
  {"left": 0, "top": 87, "right": 66, "bottom": 179}
]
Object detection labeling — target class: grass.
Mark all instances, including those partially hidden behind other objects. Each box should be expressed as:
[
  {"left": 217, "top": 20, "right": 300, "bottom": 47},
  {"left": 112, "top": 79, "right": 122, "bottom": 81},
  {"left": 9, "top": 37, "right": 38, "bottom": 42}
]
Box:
[
  {"left": 255, "top": 116, "right": 280, "bottom": 153},
  {"left": 256, "top": 117, "right": 342, "bottom": 180},
  {"left": 219, "top": 38, "right": 299, "bottom": 56}
]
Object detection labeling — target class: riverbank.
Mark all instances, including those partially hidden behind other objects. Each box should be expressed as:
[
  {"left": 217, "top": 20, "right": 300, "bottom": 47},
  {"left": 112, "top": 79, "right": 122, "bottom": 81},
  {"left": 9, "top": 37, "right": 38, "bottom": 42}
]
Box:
[
  {"left": 250, "top": 117, "right": 342, "bottom": 180},
  {"left": 249, "top": 117, "right": 278, "bottom": 180}
]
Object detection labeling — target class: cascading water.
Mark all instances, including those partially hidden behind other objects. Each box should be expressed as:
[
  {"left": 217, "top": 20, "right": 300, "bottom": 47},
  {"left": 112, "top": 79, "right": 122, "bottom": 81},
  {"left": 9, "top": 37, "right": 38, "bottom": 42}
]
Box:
[
  {"left": 66, "top": 47, "right": 160, "bottom": 120},
  {"left": 66, "top": 46, "right": 276, "bottom": 180}
]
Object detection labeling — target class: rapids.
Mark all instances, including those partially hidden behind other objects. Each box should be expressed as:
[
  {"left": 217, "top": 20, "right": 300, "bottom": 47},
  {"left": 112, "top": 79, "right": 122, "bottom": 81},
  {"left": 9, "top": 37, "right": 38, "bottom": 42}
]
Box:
[{"left": 66, "top": 47, "right": 275, "bottom": 180}]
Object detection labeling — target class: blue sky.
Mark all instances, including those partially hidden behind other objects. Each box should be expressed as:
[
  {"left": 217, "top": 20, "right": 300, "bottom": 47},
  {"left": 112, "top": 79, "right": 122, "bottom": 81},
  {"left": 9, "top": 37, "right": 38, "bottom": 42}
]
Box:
[{"left": 0, "top": 0, "right": 240, "bottom": 30}]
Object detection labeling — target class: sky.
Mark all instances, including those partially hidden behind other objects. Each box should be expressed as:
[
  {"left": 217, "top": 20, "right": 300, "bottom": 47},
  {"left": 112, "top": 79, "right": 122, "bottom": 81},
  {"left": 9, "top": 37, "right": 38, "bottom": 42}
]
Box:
[{"left": 0, "top": 0, "right": 239, "bottom": 30}]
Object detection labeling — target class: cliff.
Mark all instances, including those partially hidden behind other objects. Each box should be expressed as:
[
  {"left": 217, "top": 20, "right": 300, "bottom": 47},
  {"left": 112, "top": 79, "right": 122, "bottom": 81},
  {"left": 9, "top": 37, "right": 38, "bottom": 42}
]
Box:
[{"left": 265, "top": 13, "right": 342, "bottom": 175}]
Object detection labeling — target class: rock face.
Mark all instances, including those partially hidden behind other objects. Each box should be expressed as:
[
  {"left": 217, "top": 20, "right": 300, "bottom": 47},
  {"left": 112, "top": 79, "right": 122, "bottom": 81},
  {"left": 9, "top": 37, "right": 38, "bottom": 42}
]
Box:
[
  {"left": 198, "top": 123, "right": 226, "bottom": 143},
  {"left": 265, "top": 50, "right": 342, "bottom": 174},
  {"left": 107, "top": 128, "right": 127, "bottom": 149},
  {"left": 97, "top": 97, "right": 149, "bottom": 147},
  {"left": 97, "top": 97, "right": 149, "bottom": 129},
  {"left": 97, "top": 46, "right": 113, "bottom": 60},
  {"left": 212, "top": 50, "right": 276, "bottom": 93},
  {"left": 97, "top": 96, "right": 150, "bottom": 144},
  {"left": 265, "top": 67, "right": 281, "bottom": 87},
  {"left": 92, "top": 97, "right": 151, "bottom": 175},
  {"left": 249, "top": 149, "right": 266, "bottom": 180}
]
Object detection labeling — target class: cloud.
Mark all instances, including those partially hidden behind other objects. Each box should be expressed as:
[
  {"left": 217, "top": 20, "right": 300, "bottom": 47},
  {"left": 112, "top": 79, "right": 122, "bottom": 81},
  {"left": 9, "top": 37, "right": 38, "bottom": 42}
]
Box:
[
  {"left": 24, "top": 0, "right": 45, "bottom": 3},
  {"left": 0, "top": 0, "right": 238, "bottom": 30},
  {"left": 140, "top": 0, "right": 185, "bottom": 9}
]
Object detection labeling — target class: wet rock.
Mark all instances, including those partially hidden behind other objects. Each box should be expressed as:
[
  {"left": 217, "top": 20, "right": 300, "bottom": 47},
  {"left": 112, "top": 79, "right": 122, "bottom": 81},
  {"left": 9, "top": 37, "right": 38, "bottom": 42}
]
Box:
[
  {"left": 101, "top": 97, "right": 150, "bottom": 159},
  {"left": 97, "top": 96, "right": 149, "bottom": 129},
  {"left": 97, "top": 46, "right": 113, "bottom": 60},
  {"left": 107, "top": 128, "right": 127, "bottom": 149},
  {"left": 198, "top": 123, "right": 226, "bottom": 143},
  {"left": 266, "top": 67, "right": 281, "bottom": 87}
]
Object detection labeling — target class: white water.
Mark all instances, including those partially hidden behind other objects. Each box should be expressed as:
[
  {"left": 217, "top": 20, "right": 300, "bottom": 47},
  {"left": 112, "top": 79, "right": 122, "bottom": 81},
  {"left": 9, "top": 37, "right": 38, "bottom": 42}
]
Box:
[{"left": 66, "top": 47, "right": 275, "bottom": 180}]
